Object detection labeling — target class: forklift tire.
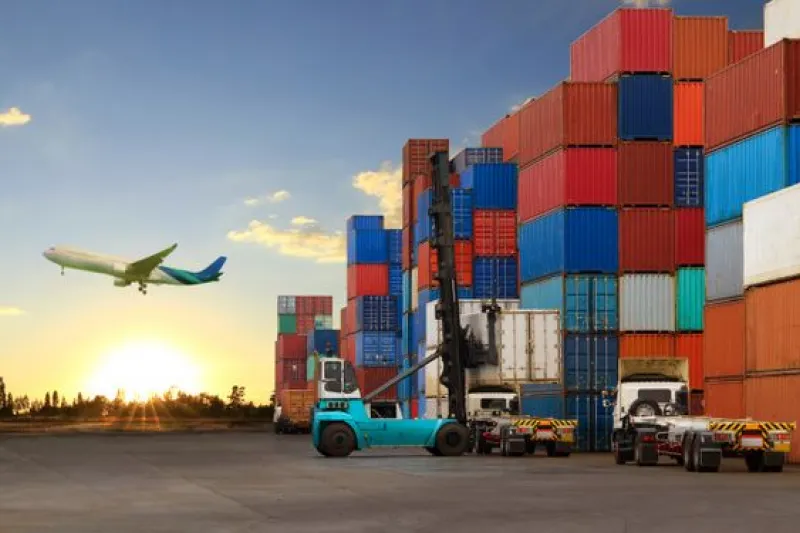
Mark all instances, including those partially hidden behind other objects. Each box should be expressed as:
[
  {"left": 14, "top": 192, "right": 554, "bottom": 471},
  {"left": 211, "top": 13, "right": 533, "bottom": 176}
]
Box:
[
  {"left": 434, "top": 423, "right": 469, "bottom": 456},
  {"left": 425, "top": 447, "right": 443, "bottom": 456},
  {"left": 318, "top": 423, "right": 356, "bottom": 458}
]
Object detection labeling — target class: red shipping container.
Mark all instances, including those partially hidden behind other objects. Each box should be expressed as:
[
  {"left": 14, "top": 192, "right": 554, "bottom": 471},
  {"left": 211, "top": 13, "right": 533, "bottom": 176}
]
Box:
[
  {"left": 449, "top": 173, "right": 460, "bottom": 188},
  {"left": 276, "top": 358, "right": 307, "bottom": 390},
  {"left": 518, "top": 82, "right": 617, "bottom": 168},
  {"left": 401, "top": 226, "right": 412, "bottom": 270},
  {"left": 705, "top": 39, "right": 800, "bottom": 152},
  {"left": 402, "top": 183, "right": 413, "bottom": 227},
  {"left": 675, "top": 333, "right": 704, "bottom": 391},
  {"left": 344, "top": 335, "right": 356, "bottom": 366},
  {"left": 410, "top": 398, "right": 419, "bottom": 419},
  {"left": 673, "top": 82, "right": 704, "bottom": 147},
  {"left": 704, "top": 379, "right": 744, "bottom": 419},
  {"left": 704, "top": 299, "right": 745, "bottom": 379},
  {"left": 295, "top": 295, "right": 333, "bottom": 316},
  {"left": 618, "top": 208, "right": 675, "bottom": 273},
  {"left": 340, "top": 306, "right": 347, "bottom": 336},
  {"left": 356, "top": 367, "right": 398, "bottom": 401},
  {"left": 403, "top": 139, "right": 449, "bottom": 185},
  {"left": 728, "top": 30, "right": 764, "bottom": 65},
  {"left": 674, "top": 208, "right": 704, "bottom": 266},
  {"left": 570, "top": 8, "right": 673, "bottom": 82},
  {"left": 617, "top": 142, "right": 673, "bottom": 207},
  {"left": 745, "top": 375, "right": 800, "bottom": 463},
  {"left": 347, "top": 264, "right": 389, "bottom": 300},
  {"left": 473, "top": 210, "right": 517, "bottom": 257},
  {"left": 745, "top": 277, "right": 800, "bottom": 373},
  {"left": 673, "top": 16, "right": 729, "bottom": 81},
  {"left": 689, "top": 391, "right": 704, "bottom": 416},
  {"left": 518, "top": 148, "right": 617, "bottom": 223},
  {"left": 417, "top": 241, "right": 473, "bottom": 288},
  {"left": 346, "top": 301, "right": 357, "bottom": 336},
  {"left": 482, "top": 112, "right": 521, "bottom": 162},
  {"left": 619, "top": 334, "right": 675, "bottom": 358},
  {"left": 413, "top": 173, "right": 432, "bottom": 212},
  {"left": 295, "top": 314, "right": 316, "bottom": 335},
  {"left": 277, "top": 333, "right": 307, "bottom": 359}
]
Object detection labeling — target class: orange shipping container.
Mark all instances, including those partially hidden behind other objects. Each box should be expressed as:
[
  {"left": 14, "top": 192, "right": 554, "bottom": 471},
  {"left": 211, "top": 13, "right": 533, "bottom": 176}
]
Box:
[
  {"left": 673, "top": 82, "right": 704, "bottom": 146},
  {"left": 745, "top": 277, "right": 800, "bottom": 373},
  {"left": 704, "top": 379, "right": 744, "bottom": 419},
  {"left": 704, "top": 299, "right": 745, "bottom": 379},
  {"left": 673, "top": 17, "right": 729, "bottom": 80},
  {"left": 675, "top": 333, "right": 704, "bottom": 391},
  {"left": 745, "top": 375, "right": 800, "bottom": 463},
  {"left": 728, "top": 30, "right": 764, "bottom": 65},
  {"left": 619, "top": 334, "right": 675, "bottom": 358},
  {"left": 418, "top": 241, "right": 473, "bottom": 289}
]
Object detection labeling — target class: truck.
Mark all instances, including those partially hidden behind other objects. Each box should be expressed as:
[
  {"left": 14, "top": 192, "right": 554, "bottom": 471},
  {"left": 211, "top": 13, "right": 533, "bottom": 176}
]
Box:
[{"left": 607, "top": 357, "right": 796, "bottom": 472}]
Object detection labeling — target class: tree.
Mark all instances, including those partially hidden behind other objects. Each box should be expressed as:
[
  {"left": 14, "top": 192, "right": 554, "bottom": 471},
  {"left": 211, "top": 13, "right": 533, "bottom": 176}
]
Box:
[
  {"left": 60, "top": 398, "right": 68, "bottom": 410},
  {"left": 227, "top": 385, "right": 246, "bottom": 409},
  {"left": 52, "top": 390, "right": 59, "bottom": 410},
  {"left": 0, "top": 377, "right": 6, "bottom": 410},
  {"left": 44, "top": 392, "right": 52, "bottom": 412}
]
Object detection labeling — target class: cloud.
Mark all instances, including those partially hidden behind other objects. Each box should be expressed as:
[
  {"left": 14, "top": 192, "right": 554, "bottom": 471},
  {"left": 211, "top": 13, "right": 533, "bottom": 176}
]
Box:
[
  {"left": 621, "top": 0, "right": 670, "bottom": 6},
  {"left": 244, "top": 190, "right": 291, "bottom": 206},
  {"left": 268, "top": 214, "right": 278, "bottom": 219},
  {"left": 0, "top": 306, "right": 26, "bottom": 317},
  {"left": 227, "top": 220, "right": 345, "bottom": 263},
  {"left": 291, "top": 216, "right": 317, "bottom": 226},
  {"left": 510, "top": 96, "right": 535, "bottom": 113},
  {"left": 0, "top": 107, "right": 31, "bottom": 127},
  {"left": 351, "top": 161, "right": 402, "bottom": 228}
]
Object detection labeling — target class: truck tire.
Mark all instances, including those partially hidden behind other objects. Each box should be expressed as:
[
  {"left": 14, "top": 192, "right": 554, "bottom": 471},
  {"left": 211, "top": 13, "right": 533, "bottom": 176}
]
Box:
[
  {"left": 693, "top": 434, "right": 719, "bottom": 473},
  {"left": 318, "top": 423, "right": 356, "bottom": 458},
  {"left": 683, "top": 433, "right": 696, "bottom": 472},
  {"left": 628, "top": 399, "right": 662, "bottom": 417},
  {"left": 434, "top": 423, "right": 469, "bottom": 456}
]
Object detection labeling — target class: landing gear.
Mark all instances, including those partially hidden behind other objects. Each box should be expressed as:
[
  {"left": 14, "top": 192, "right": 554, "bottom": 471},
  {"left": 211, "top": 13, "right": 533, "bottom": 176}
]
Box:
[{"left": 137, "top": 282, "right": 148, "bottom": 295}]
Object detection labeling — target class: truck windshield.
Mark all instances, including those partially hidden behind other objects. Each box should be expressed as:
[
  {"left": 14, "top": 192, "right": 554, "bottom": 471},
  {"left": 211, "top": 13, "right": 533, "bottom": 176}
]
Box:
[{"left": 323, "top": 360, "right": 359, "bottom": 394}]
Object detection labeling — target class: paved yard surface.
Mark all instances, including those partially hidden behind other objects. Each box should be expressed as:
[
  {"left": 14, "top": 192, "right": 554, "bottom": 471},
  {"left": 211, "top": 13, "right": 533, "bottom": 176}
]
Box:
[{"left": 2, "top": 432, "right": 800, "bottom": 532}]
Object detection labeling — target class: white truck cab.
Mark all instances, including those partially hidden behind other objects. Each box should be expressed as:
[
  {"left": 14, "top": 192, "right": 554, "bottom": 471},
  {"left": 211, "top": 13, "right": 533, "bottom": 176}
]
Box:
[{"left": 468, "top": 391, "right": 519, "bottom": 419}]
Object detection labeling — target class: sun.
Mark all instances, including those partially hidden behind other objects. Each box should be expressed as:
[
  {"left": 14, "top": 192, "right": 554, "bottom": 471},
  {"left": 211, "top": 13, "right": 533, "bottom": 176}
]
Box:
[{"left": 86, "top": 340, "right": 202, "bottom": 401}]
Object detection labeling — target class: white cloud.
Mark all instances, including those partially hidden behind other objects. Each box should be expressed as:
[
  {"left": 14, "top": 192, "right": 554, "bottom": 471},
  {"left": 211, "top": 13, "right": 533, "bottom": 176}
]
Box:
[
  {"left": 351, "top": 161, "right": 402, "bottom": 228},
  {"left": 268, "top": 214, "right": 279, "bottom": 219},
  {"left": 244, "top": 190, "right": 291, "bottom": 206},
  {"left": 0, "top": 107, "right": 31, "bottom": 127},
  {"left": 291, "top": 216, "right": 317, "bottom": 226},
  {"left": 227, "top": 220, "right": 345, "bottom": 263},
  {"left": 0, "top": 306, "right": 26, "bottom": 317},
  {"left": 510, "top": 96, "right": 535, "bottom": 113}
]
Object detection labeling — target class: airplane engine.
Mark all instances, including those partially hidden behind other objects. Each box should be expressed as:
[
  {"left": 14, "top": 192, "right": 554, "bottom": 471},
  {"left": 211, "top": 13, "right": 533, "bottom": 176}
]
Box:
[{"left": 114, "top": 279, "right": 130, "bottom": 287}]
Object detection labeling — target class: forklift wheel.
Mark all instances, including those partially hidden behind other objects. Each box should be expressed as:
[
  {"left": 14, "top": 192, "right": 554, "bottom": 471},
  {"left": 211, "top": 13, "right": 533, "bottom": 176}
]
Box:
[
  {"left": 434, "top": 423, "right": 469, "bottom": 456},
  {"left": 318, "top": 423, "right": 356, "bottom": 458},
  {"left": 425, "top": 447, "right": 443, "bottom": 456}
]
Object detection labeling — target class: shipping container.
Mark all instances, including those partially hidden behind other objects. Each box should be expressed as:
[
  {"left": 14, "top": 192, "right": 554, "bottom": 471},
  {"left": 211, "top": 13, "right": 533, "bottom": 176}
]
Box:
[
  {"left": 518, "top": 82, "right": 617, "bottom": 167},
  {"left": 618, "top": 74, "right": 673, "bottom": 141},
  {"left": 340, "top": 306, "right": 348, "bottom": 336},
  {"left": 306, "top": 329, "right": 339, "bottom": 356},
  {"left": 459, "top": 163, "right": 518, "bottom": 209},
  {"left": 704, "top": 379, "right": 744, "bottom": 419},
  {"left": 401, "top": 226, "right": 411, "bottom": 270},
  {"left": 410, "top": 267, "right": 418, "bottom": 310},
  {"left": 402, "top": 184, "right": 413, "bottom": 228},
  {"left": 277, "top": 295, "right": 296, "bottom": 315},
  {"left": 765, "top": 0, "right": 800, "bottom": 47},
  {"left": 277, "top": 333, "right": 307, "bottom": 359},
  {"left": 570, "top": 7, "right": 673, "bottom": 82},
  {"left": 728, "top": 30, "right": 764, "bottom": 64},
  {"left": 705, "top": 125, "right": 800, "bottom": 226},
  {"left": 401, "top": 270, "right": 411, "bottom": 312},
  {"left": 347, "top": 264, "right": 389, "bottom": 300},
  {"left": 424, "top": 299, "right": 521, "bottom": 349},
  {"left": 517, "top": 147, "right": 617, "bottom": 223},
  {"left": 704, "top": 299, "right": 745, "bottom": 378},
  {"left": 675, "top": 208, "right": 705, "bottom": 266},
  {"left": 473, "top": 210, "right": 517, "bottom": 257},
  {"left": 620, "top": 273, "right": 676, "bottom": 332},
  {"left": 417, "top": 241, "right": 473, "bottom": 288},
  {"left": 705, "top": 219, "right": 743, "bottom": 302},
  {"left": 402, "top": 139, "right": 449, "bottom": 185},
  {"left": 277, "top": 389, "right": 314, "bottom": 423},
  {"left": 352, "top": 296, "right": 400, "bottom": 333},
  {"left": 473, "top": 257, "right": 519, "bottom": 299},
  {"left": 519, "top": 207, "right": 619, "bottom": 283},
  {"left": 674, "top": 147, "right": 704, "bottom": 207},
  {"left": 277, "top": 314, "right": 296, "bottom": 334},
  {"left": 563, "top": 334, "right": 619, "bottom": 392},
  {"left": 567, "top": 393, "right": 614, "bottom": 452},
  {"left": 520, "top": 385, "right": 565, "bottom": 418},
  {"left": 347, "top": 228, "right": 389, "bottom": 264},
  {"left": 673, "top": 17, "right": 728, "bottom": 81},
  {"left": 676, "top": 268, "right": 705, "bottom": 331},
  {"left": 401, "top": 313, "right": 412, "bottom": 355},
  {"left": 745, "top": 277, "right": 800, "bottom": 373},
  {"left": 313, "top": 314, "right": 333, "bottom": 330},
  {"left": 617, "top": 142, "right": 673, "bottom": 206},
  {"left": 412, "top": 173, "right": 432, "bottom": 207},
  {"left": 519, "top": 274, "right": 618, "bottom": 332},
  {"left": 618, "top": 208, "right": 675, "bottom": 273},
  {"left": 675, "top": 333, "right": 704, "bottom": 391},
  {"left": 387, "top": 229, "right": 402, "bottom": 264},
  {"left": 619, "top": 334, "right": 675, "bottom": 358},
  {"left": 354, "top": 331, "right": 399, "bottom": 367},
  {"left": 743, "top": 182, "right": 800, "bottom": 288},
  {"left": 295, "top": 314, "right": 316, "bottom": 336},
  {"left": 705, "top": 40, "right": 800, "bottom": 152},
  {"left": 388, "top": 264, "right": 402, "bottom": 297},
  {"left": 276, "top": 358, "right": 307, "bottom": 390},
  {"left": 415, "top": 190, "right": 432, "bottom": 245},
  {"left": 347, "top": 215, "right": 384, "bottom": 233},
  {"left": 482, "top": 113, "right": 521, "bottom": 162},
  {"left": 744, "top": 374, "right": 800, "bottom": 463},
  {"left": 451, "top": 147, "right": 504, "bottom": 174},
  {"left": 295, "top": 295, "right": 333, "bottom": 316},
  {"left": 673, "top": 82, "right": 704, "bottom": 146},
  {"left": 355, "top": 367, "right": 398, "bottom": 401},
  {"left": 690, "top": 390, "right": 705, "bottom": 416},
  {"left": 451, "top": 189, "right": 473, "bottom": 239}
]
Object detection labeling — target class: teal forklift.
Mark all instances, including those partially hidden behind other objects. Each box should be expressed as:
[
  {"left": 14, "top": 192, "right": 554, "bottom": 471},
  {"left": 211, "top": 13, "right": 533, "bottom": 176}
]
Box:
[{"left": 311, "top": 151, "right": 502, "bottom": 457}]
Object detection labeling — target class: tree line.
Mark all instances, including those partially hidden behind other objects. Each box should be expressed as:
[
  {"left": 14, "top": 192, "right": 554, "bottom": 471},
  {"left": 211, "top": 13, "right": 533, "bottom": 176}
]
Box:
[{"left": 0, "top": 378, "right": 275, "bottom": 420}]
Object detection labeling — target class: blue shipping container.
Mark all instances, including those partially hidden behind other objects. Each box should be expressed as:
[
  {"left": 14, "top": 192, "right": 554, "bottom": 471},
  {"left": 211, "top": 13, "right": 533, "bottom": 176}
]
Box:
[
  {"left": 307, "top": 329, "right": 339, "bottom": 356},
  {"left": 401, "top": 313, "right": 413, "bottom": 355},
  {"left": 518, "top": 207, "right": 618, "bottom": 284},
  {"left": 402, "top": 270, "right": 411, "bottom": 313},
  {"left": 566, "top": 393, "right": 614, "bottom": 452},
  {"left": 563, "top": 334, "right": 619, "bottom": 392},
  {"left": 457, "top": 286, "right": 473, "bottom": 299},
  {"left": 452, "top": 189, "right": 473, "bottom": 239},
  {"left": 389, "top": 264, "right": 402, "bottom": 297},
  {"left": 520, "top": 384, "right": 565, "bottom": 419},
  {"left": 354, "top": 331, "right": 399, "bottom": 367},
  {"left": 412, "top": 307, "right": 426, "bottom": 351},
  {"left": 387, "top": 229, "right": 402, "bottom": 264},
  {"left": 520, "top": 274, "right": 618, "bottom": 332},
  {"left": 705, "top": 125, "right": 800, "bottom": 227},
  {"left": 398, "top": 356, "right": 412, "bottom": 401},
  {"left": 451, "top": 147, "right": 504, "bottom": 175},
  {"left": 473, "top": 258, "right": 519, "bottom": 299},
  {"left": 618, "top": 74, "right": 673, "bottom": 141},
  {"left": 674, "top": 147, "right": 704, "bottom": 208},
  {"left": 418, "top": 288, "right": 440, "bottom": 310},
  {"left": 459, "top": 163, "right": 517, "bottom": 209},
  {"left": 353, "top": 296, "right": 399, "bottom": 332},
  {"left": 347, "top": 215, "right": 383, "bottom": 233},
  {"left": 416, "top": 190, "right": 434, "bottom": 245},
  {"left": 347, "top": 228, "right": 389, "bottom": 264}
]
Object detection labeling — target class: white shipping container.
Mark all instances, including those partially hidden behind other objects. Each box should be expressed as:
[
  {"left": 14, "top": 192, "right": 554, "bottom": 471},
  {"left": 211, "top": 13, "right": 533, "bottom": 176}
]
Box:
[
  {"left": 411, "top": 268, "right": 419, "bottom": 311},
  {"left": 278, "top": 295, "right": 296, "bottom": 314},
  {"left": 620, "top": 274, "right": 676, "bottom": 332},
  {"left": 463, "top": 310, "right": 562, "bottom": 388},
  {"left": 422, "top": 396, "right": 449, "bottom": 419},
  {"left": 765, "top": 0, "right": 800, "bottom": 47},
  {"left": 423, "top": 344, "right": 448, "bottom": 398},
  {"left": 424, "top": 298, "right": 521, "bottom": 350},
  {"left": 743, "top": 183, "right": 800, "bottom": 288}
]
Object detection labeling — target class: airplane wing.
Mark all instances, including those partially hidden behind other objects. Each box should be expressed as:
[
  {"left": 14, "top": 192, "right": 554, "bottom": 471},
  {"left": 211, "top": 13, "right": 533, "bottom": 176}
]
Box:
[{"left": 126, "top": 243, "right": 178, "bottom": 278}]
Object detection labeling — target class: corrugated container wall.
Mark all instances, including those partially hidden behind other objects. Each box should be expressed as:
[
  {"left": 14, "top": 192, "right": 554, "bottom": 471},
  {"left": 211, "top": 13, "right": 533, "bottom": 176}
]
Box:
[
  {"left": 277, "top": 333, "right": 307, "bottom": 359},
  {"left": 518, "top": 148, "right": 617, "bottom": 224},
  {"left": 619, "top": 274, "right": 676, "bottom": 332},
  {"left": 728, "top": 30, "right": 764, "bottom": 64},
  {"left": 704, "top": 379, "right": 744, "bottom": 419},
  {"left": 704, "top": 299, "right": 745, "bottom": 378},
  {"left": 618, "top": 208, "right": 675, "bottom": 273},
  {"left": 402, "top": 139, "right": 449, "bottom": 185},
  {"left": 354, "top": 331, "right": 399, "bottom": 367},
  {"left": 745, "top": 375, "right": 800, "bottom": 463},
  {"left": 673, "top": 17, "right": 728, "bottom": 81},
  {"left": 459, "top": 163, "right": 517, "bottom": 209},
  {"left": 619, "top": 334, "right": 675, "bottom": 358},
  {"left": 450, "top": 147, "right": 503, "bottom": 175},
  {"left": 563, "top": 334, "right": 619, "bottom": 392},
  {"left": 570, "top": 8, "right": 674, "bottom": 82},
  {"left": 307, "top": 329, "right": 339, "bottom": 355},
  {"left": 418, "top": 241, "right": 473, "bottom": 288},
  {"left": 347, "top": 215, "right": 384, "bottom": 233},
  {"left": 519, "top": 274, "right": 618, "bottom": 332},
  {"left": 675, "top": 333, "right": 704, "bottom": 391},
  {"left": 673, "top": 148, "right": 704, "bottom": 207},
  {"left": 518, "top": 83, "right": 618, "bottom": 168},
  {"left": 473, "top": 258, "right": 519, "bottom": 299},
  {"left": 451, "top": 189, "right": 473, "bottom": 239},
  {"left": 481, "top": 113, "right": 520, "bottom": 162},
  {"left": 676, "top": 268, "right": 705, "bottom": 331},
  {"left": 705, "top": 219, "right": 743, "bottom": 302},
  {"left": 617, "top": 142, "right": 673, "bottom": 206},
  {"left": 347, "top": 229, "right": 388, "bottom": 264},
  {"left": 673, "top": 82, "right": 704, "bottom": 146},
  {"left": 295, "top": 296, "right": 333, "bottom": 316},
  {"left": 356, "top": 367, "right": 398, "bottom": 401},
  {"left": 675, "top": 208, "right": 705, "bottom": 266},
  {"left": 473, "top": 211, "right": 517, "bottom": 257},
  {"left": 745, "top": 278, "right": 800, "bottom": 373},
  {"left": 347, "top": 264, "right": 389, "bottom": 300},
  {"left": 704, "top": 40, "right": 800, "bottom": 152},
  {"left": 277, "top": 295, "right": 296, "bottom": 315},
  {"left": 618, "top": 74, "right": 673, "bottom": 141}
]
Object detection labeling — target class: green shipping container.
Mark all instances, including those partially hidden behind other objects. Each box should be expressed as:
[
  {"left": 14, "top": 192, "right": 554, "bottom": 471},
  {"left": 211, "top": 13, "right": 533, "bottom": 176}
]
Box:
[
  {"left": 676, "top": 268, "right": 705, "bottom": 331},
  {"left": 278, "top": 313, "right": 297, "bottom": 334}
]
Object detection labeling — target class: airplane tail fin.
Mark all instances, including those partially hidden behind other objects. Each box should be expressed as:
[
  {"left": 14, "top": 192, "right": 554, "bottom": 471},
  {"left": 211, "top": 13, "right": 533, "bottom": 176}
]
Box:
[{"left": 195, "top": 256, "right": 227, "bottom": 282}]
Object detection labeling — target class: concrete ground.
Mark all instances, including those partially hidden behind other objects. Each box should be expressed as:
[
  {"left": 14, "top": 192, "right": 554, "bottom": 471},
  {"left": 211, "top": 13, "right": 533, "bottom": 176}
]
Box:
[{"left": 2, "top": 432, "right": 800, "bottom": 533}]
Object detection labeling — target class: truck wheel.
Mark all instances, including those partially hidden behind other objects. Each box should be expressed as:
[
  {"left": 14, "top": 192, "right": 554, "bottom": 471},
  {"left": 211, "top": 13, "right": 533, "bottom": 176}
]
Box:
[
  {"left": 693, "top": 435, "right": 719, "bottom": 473},
  {"left": 745, "top": 452, "right": 765, "bottom": 473},
  {"left": 613, "top": 443, "right": 627, "bottom": 465},
  {"left": 628, "top": 399, "right": 662, "bottom": 417},
  {"left": 434, "top": 423, "right": 469, "bottom": 456},
  {"left": 319, "top": 423, "right": 356, "bottom": 458},
  {"left": 683, "top": 433, "right": 696, "bottom": 472}
]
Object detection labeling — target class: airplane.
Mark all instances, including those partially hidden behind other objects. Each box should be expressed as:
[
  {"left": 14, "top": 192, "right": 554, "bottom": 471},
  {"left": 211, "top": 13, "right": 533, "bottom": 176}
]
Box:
[{"left": 42, "top": 243, "right": 226, "bottom": 295}]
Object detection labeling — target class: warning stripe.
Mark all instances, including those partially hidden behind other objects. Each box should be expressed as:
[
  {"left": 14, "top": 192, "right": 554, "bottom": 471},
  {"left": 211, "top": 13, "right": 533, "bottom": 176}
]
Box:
[
  {"left": 509, "top": 418, "right": 578, "bottom": 429},
  {"left": 707, "top": 420, "right": 795, "bottom": 451}
]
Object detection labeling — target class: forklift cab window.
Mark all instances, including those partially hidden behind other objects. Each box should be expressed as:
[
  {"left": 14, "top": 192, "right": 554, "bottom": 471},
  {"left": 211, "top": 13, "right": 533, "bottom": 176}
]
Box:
[{"left": 322, "top": 360, "right": 358, "bottom": 394}]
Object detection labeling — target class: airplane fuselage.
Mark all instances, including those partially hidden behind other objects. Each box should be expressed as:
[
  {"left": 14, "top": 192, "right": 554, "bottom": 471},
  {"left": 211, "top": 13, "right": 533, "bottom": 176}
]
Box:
[{"left": 44, "top": 247, "right": 181, "bottom": 285}]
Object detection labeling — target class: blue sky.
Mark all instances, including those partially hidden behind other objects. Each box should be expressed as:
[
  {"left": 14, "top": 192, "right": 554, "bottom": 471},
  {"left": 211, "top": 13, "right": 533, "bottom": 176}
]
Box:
[{"left": 0, "top": 0, "right": 762, "bottom": 403}]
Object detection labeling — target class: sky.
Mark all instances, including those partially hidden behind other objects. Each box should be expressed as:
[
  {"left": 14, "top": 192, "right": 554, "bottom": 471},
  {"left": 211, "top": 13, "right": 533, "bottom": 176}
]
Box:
[{"left": 0, "top": 0, "right": 763, "bottom": 404}]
